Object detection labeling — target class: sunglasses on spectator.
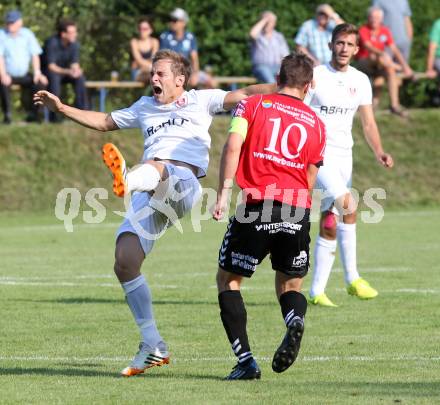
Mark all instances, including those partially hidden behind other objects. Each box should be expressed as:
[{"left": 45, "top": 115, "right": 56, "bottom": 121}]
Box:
[{"left": 169, "top": 18, "right": 180, "bottom": 23}]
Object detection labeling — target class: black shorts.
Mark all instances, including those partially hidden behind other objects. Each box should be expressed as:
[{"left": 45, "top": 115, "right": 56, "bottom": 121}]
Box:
[{"left": 218, "top": 201, "right": 311, "bottom": 278}]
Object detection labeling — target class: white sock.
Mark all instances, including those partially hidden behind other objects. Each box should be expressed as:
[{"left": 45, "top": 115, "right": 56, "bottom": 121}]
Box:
[
  {"left": 126, "top": 164, "right": 161, "bottom": 193},
  {"left": 122, "top": 274, "right": 165, "bottom": 350},
  {"left": 310, "top": 236, "right": 337, "bottom": 297},
  {"left": 337, "top": 222, "right": 360, "bottom": 285}
]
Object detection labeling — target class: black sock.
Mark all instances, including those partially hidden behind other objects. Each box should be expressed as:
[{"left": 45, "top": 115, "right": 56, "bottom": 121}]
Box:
[
  {"left": 218, "top": 290, "right": 253, "bottom": 365},
  {"left": 279, "top": 291, "right": 307, "bottom": 327}
]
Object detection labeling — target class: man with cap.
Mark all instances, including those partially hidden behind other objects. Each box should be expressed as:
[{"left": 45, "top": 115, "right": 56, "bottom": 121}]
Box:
[
  {"left": 0, "top": 10, "right": 47, "bottom": 123},
  {"left": 295, "top": 4, "right": 344, "bottom": 66},
  {"left": 159, "top": 8, "right": 216, "bottom": 88}
]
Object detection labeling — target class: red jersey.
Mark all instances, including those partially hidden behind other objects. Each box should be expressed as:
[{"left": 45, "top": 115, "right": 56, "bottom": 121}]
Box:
[
  {"left": 233, "top": 93, "right": 326, "bottom": 208},
  {"left": 357, "top": 24, "right": 394, "bottom": 59}
]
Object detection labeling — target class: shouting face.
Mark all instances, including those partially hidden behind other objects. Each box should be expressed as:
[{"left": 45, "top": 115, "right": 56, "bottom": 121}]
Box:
[{"left": 150, "top": 59, "right": 185, "bottom": 104}]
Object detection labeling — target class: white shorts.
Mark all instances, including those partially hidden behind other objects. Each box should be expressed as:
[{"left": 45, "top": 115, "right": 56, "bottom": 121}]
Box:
[
  {"left": 116, "top": 163, "right": 202, "bottom": 254},
  {"left": 315, "top": 151, "right": 352, "bottom": 213}
]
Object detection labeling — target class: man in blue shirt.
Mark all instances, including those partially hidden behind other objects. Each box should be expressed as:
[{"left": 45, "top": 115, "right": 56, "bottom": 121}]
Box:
[
  {"left": 295, "top": 4, "right": 344, "bottom": 66},
  {"left": 42, "top": 18, "right": 88, "bottom": 122},
  {"left": 0, "top": 10, "right": 48, "bottom": 123},
  {"left": 160, "top": 8, "right": 216, "bottom": 88}
]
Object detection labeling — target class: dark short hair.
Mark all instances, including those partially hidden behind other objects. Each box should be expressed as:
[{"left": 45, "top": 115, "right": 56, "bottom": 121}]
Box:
[
  {"left": 331, "top": 23, "right": 359, "bottom": 44},
  {"left": 152, "top": 49, "right": 192, "bottom": 87},
  {"left": 138, "top": 16, "right": 154, "bottom": 31},
  {"left": 278, "top": 52, "right": 314, "bottom": 88},
  {"left": 57, "top": 18, "right": 76, "bottom": 35}
]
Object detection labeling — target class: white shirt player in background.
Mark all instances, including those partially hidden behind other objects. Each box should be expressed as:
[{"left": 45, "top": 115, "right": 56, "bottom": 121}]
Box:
[
  {"left": 304, "top": 23, "right": 394, "bottom": 307},
  {"left": 34, "top": 49, "right": 275, "bottom": 376}
]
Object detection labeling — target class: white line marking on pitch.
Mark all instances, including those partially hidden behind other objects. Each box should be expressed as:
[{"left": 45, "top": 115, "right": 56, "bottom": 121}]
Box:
[
  {"left": 332, "top": 267, "right": 411, "bottom": 273},
  {"left": 0, "top": 222, "right": 121, "bottom": 232},
  {"left": 0, "top": 280, "right": 438, "bottom": 294},
  {"left": 0, "top": 275, "right": 113, "bottom": 281},
  {"left": 0, "top": 209, "right": 438, "bottom": 232},
  {"left": 0, "top": 355, "right": 438, "bottom": 363}
]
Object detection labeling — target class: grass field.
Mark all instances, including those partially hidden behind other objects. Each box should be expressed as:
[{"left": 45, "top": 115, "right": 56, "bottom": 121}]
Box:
[{"left": 1, "top": 208, "right": 439, "bottom": 404}]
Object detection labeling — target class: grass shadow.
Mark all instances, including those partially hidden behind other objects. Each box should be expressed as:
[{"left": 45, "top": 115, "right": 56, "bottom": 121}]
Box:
[
  {"left": 0, "top": 367, "right": 224, "bottom": 381},
  {"left": 11, "top": 298, "right": 276, "bottom": 307}
]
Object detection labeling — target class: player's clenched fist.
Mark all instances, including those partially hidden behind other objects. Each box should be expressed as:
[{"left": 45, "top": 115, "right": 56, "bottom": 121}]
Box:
[
  {"left": 33, "top": 90, "right": 63, "bottom": 112},
  {"left": 377, "top": 152, "right": 394, "bottom": 168},
  {"left": 212, "top": 191, "right": 229, "bottom": 221}
]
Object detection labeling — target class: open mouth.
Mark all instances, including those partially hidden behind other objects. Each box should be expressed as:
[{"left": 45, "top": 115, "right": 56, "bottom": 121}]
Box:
[{"left": 153, "top": 86, "right": 162, "bottom": 95}]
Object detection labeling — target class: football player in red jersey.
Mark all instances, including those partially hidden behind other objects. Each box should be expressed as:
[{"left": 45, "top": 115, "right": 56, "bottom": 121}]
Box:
[{"left": 213, "top": 52, "right": 326, "bottom": 380}]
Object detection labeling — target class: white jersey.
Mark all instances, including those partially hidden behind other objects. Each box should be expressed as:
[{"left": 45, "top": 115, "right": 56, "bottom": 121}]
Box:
[
  {"left": 304, "top": 63, "right": 372, "bottom": 155},
  {"left": 111, "top": 89, "right": 227, "bottom": 177}
]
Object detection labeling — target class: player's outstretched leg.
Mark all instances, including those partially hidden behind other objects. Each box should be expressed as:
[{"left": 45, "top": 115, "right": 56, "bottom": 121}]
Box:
[
  {"left": 102, "top": 143, "right": 127, "bottom": 197},
  {"left": 272, "top": 291, "right": 307, "bottom": 373},
  {"left": 102, "top": 143, "right": 163, "bottom": 197}
]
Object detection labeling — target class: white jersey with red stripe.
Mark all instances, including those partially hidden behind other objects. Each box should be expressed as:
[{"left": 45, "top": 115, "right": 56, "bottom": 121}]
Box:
[
  {"left": 304, "top": 63, "right": 372, "bottom": 156},
  {"left": 111, "top": 89, "right": 227, "bottom": 177}
]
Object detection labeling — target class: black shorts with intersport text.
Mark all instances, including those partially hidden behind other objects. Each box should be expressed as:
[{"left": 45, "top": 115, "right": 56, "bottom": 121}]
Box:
[{"left": 218, "top": 201, "right": 311, "bottom": 278}]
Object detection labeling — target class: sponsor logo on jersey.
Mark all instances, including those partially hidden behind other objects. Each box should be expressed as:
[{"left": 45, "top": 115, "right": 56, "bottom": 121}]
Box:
[
  {"left": 349, "top": 87, "right": 357, "bottom": 96},
  {"left": 233, "top": 101, "right": 246, "bottom": 117},
  {"left": 146, "top": 117, "right": 189, "bottom": 137},
  {"left": 231, "top": 251, "right": 258, "bottom": 271},
  {"left": 262, "top": 99, "right": 273, "bottom": 108},
  {"left": 292, "top": 250, "right": 308, "bottom": 268},
  {"left": 175, "top": 95, "right": 188, "bottom": 107},
  {"left": 255, "top": 222, "right": 303, "bottom": 234},
  {"left": 319, "top": 106, "right": 356, "bottom": 115}
]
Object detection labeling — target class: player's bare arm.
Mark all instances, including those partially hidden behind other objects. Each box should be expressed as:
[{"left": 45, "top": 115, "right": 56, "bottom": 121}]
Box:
[
  {"left": 306, "top": 164, "right": 320, "bottom": 194},
  {"left": 223, "top": 83, "right": 277, "bottom": 110},
  {"left": 358, "top": 104, "right": 394, "bottom": 168},
  {"left": 213, "top": 132, "right": 244, "bottom": 221},
  {"left": 33, "top": 90, "right": 118, "bottom": 131}
]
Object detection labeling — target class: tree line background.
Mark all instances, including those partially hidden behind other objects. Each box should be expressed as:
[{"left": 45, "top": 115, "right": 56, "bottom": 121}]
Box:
[{"left": 1, "top": 0, "right": 438, "bottom": 106}]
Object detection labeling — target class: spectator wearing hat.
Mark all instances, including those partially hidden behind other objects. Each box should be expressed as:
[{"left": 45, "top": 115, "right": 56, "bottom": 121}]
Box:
[
  {"left": 42, "top": 18, "right": 88, "bottom": 122},
  {"left": 159, "top": 8, "right": 216, "bottom": 88},
  {"left": 249, "top": 11, "right": 289, "bottom": 83},
  {"left": 0, "top": 10, "right": 48, "bottom": 124},
  {"left": 295, "top": 4, "right": 344, "bottom": 66}
]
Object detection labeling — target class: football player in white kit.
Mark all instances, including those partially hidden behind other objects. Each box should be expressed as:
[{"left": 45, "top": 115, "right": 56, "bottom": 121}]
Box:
[
  {"left": 34, "top": 49, "right": 275, "bottom": 376},
  {"left": 305, "top": 24, "right": 394, "bottom": 307}
]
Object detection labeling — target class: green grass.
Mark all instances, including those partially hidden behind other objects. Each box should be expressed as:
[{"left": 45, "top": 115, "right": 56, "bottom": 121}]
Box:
[
  {"left": 0, "top": 209, "right": 439, "bottom": 404},
  {"left": 2, "top": 109, "right": 440, "bottom": 211}
]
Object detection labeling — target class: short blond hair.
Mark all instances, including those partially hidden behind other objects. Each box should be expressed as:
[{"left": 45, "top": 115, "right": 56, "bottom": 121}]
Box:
[{"left": 152, "top": 49, "right": 192, "bottom": 87}]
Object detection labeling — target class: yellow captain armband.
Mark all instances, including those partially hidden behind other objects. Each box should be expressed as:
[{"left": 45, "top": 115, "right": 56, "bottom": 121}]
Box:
[{"left": 228, "top": 117, "right": 248, "bottom": 140}]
